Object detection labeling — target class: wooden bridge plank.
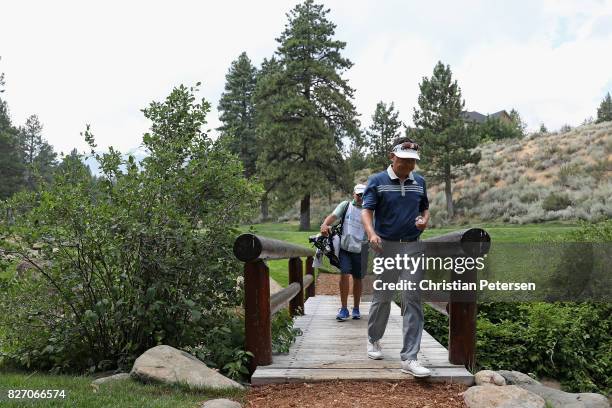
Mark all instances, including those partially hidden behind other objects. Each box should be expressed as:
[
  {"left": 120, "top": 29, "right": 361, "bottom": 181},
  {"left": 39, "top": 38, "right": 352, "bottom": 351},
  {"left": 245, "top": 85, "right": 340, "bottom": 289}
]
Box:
[{"left": 253, "top": 295, "right": 474, "bottom": 385}]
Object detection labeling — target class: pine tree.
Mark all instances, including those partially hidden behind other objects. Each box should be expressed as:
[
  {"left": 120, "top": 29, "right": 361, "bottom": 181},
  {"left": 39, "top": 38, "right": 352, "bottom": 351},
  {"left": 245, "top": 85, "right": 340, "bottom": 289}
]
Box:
[
  {"left": 366, "top": 101, "right": 403, "bottom": 170},
  {"left": 596, "top": 92, "right": 612, "bottom": 123},
  {"left": 413, "top": 61, "right": 480, "bottom": 219},
  {"left": 0, "top": 65, "right": 25, "bottom": 199},
  {"left": 509, "top": 108, "right": 526, "bottom": 137},
  {"left": 539, "top": 123, "right": 548, "bottom": 133},
  {"left": 255, "top": 0, "right": 359, "bottom": 230},
  {"left": 217, "top": 52, "right": 258, "bottom": 178},
  {"left": 56, "top": 148, "right": 93, "bottom": 185},
  {"left": 18, "top": 114, "right": 57, "bottom": 190}
]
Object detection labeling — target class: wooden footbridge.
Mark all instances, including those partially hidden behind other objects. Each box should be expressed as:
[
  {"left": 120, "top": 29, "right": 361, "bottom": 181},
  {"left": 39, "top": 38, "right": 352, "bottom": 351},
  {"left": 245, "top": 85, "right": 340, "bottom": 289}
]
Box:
[{"left": 233, "top": 229, "right": 490, "bottom": 385}]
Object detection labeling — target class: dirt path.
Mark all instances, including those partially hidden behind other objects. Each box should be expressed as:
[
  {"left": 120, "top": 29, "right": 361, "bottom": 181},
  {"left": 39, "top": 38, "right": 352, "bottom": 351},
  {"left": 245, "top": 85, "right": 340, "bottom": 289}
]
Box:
[
  {"left": 315, "top": 272, "right": 345, "bottom": 295},
  {"left": 247, "top": 380, "right": 468, "bottom": 407}
]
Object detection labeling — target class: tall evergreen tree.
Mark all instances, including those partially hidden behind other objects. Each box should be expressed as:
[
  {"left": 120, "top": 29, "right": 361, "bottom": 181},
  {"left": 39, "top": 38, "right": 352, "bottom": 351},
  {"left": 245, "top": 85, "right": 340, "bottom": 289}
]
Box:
[
  {"left": 217, "top": 52, "right": 258, "bottom": 178},
  {"left": 18, "top": 114, "right": 57, "bottom": 190},
  {"left": 255, "top": 0, "right": 359, "bottom": 230},
  {"left": 509, "top": 108, "right": 527, "bottom": 137},
  {"left": 253, "top": 56, "right": 283, "bottom": 221},
  {"left": 596, "top": 92, "right": 612, "bottom": 123},
  {"left": 366, "top": 101, "right": 403, "bottom": 170},
  {"left": 56, "top": 148, "right": 93, "bottom": 185},
  {"left": 413, "top": 61, "right": 480, "bottom": 219},
  {"left": 0, "top": 66, "right": 25, "bottom": 199}
]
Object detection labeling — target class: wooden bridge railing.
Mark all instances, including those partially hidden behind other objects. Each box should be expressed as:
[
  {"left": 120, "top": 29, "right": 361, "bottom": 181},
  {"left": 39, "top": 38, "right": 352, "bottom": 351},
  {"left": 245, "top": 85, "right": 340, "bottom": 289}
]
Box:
[
  {"left": 422, "top": 228, "right": 491, "bottom": 369},
  {"left": 233, "top": 233, "right": 315, "bottom": 372},
  {"left": 233, "top": 228, "right": 490, "bottom": 372}
]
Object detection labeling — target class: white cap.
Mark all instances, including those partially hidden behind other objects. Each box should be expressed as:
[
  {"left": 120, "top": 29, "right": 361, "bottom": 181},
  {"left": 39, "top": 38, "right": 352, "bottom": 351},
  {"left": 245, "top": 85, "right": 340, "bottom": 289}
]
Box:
[
  {"left": 354, "top": 184, "right": 366, "bottom": 194},
  {"left": 391, "top": 142, "right": 420, "bottom": 160}
]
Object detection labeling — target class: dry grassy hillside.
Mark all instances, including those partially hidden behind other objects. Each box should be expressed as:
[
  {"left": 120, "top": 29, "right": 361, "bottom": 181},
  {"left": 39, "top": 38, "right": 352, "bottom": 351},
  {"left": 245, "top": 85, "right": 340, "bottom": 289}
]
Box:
[
  {"left": 276, "top": 121, "right": 611, "bottom": 227},
  {"left": 427, "top": 121, "right": 611, "bottom": 225}
]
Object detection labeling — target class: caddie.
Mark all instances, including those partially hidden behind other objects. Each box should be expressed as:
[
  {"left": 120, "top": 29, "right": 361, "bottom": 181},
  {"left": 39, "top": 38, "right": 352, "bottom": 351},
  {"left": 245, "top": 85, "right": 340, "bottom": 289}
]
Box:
[{"left": 320, "top": 183, "right": 368, "bottom": 321}]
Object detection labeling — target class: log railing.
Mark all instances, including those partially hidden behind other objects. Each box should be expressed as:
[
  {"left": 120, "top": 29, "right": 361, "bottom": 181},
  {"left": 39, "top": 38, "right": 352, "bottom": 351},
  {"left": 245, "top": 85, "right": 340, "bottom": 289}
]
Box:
[
  {"left": 422, "top": 228, "right": 491, "bottom": 369},
  {"left": 233, "top": 233, "right": 315, "bottom": 372},
  {"left": 233, "top": 228, "right": 490, "bottom": 372}
]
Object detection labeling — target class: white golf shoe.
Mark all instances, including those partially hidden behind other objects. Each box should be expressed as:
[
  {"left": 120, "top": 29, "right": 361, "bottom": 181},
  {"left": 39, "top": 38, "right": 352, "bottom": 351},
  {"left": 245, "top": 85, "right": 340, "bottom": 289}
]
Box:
[
  {"left": 367, "top": 340, "right": 383, "bottom": 360},
  {"left": 400, "top": 359, "right": 431, "bottom": 377}
]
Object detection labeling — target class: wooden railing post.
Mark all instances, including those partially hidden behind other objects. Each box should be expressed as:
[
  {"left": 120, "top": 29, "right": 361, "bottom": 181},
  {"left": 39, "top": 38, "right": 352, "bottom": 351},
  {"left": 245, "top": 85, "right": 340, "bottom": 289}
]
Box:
[
  {"left": 305, "top": 256, "right": 315, "bottom": 300},
  {"left": 448, "top": 302, "right": 476, "bottom": 368},
  {"left": 288, "top": 257, "right": 304, "bottom": 316},
  {"left": 448, "top": 266, "right": 477, "bottom": 368},
  {"left": 423, "top": 228, "right": 489, "bottom": 370},
  {"left": 244, "top": 260, "right": 272, "bottom": 372}
]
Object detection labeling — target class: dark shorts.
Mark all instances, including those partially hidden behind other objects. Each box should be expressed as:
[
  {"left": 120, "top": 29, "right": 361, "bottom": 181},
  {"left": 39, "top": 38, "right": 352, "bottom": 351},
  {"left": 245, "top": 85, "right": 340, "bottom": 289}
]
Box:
[{"left": 339, "top": 249, "right": 363, "bottom": 279}]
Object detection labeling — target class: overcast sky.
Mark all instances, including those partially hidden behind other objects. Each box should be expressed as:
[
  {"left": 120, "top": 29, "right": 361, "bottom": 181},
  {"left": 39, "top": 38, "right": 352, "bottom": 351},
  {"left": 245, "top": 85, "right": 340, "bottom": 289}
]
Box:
[{"left": 1, "top": 0, "right": 611, "bottom": 155}]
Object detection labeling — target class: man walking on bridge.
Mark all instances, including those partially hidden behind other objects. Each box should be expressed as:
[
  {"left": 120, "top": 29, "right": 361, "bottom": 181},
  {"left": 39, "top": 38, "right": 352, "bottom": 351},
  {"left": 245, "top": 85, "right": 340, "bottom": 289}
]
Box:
[
  {"left": 320, "top": 183, "right": 368, "bottom": 321},
  {"left": 361, "top": 137, "right": 431, "bottom": 377}
]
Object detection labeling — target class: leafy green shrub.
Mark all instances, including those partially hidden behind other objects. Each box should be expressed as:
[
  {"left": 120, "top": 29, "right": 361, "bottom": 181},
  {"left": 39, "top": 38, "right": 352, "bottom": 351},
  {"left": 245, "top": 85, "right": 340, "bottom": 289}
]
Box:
[
  {"left": 519, "top": 191, "right": 539, "bottom": 203},
  {"left": 423, "top": 304, "right": 448, "bottom": 346},
  {"left": 556, "top": 164, "right": 579, "bottom": 185},
  {"left": 542, "top": 192, "right": 572, "bottom": 211},
  {"left": 272, "top": 309, "right": 301, "bottom": 353},
  {"left": 476, "top": 303, "right": 611, "bottom": 394},
  {"left": 476, "top": 117, "right": 523, "bottom": 142},
  {"left": 423, "top": 222, "right": 612, "bottom": 394},
  {"left": 0, "top": 84, "right": 261, "bottom": 373}
]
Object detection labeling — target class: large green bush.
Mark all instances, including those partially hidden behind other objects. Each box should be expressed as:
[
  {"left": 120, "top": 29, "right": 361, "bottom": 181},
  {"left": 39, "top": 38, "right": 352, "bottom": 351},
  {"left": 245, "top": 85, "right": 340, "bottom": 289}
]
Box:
[
  {"left": 542, "top": 192, "right": 572, "bottom": 211},
  {"left": 424, "top": 221, "right": 611, "bottom": 394},
  {"left": 0, "top": 84, "right": 262, "bottom": 374}
]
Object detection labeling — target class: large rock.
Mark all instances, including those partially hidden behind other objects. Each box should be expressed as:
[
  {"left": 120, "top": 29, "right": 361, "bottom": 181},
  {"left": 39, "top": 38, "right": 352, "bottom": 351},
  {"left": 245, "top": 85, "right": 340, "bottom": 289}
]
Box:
[
  {"left": 91, "top": 372, "right": 131, "bottom": 386},
  {"left": 514, "top": 383, "right": 609, "bottom": 408},
  {"left": 201, "top": 399, "right": 242, "bottom": 408},
  {"left": 475, "top": 370, "right": 506, "bottom": 386},
  {"left": 497, "top": 370, "right": 541, "bottom": 386},
  {"left": 130, "top": 345, "right": 244, "bottom": 390},
  {"left": 463, "top": 385, "right": 545, "bottom": 408},
  {"left": 497, "top": 371, "right": 610, "bottom": 408}
]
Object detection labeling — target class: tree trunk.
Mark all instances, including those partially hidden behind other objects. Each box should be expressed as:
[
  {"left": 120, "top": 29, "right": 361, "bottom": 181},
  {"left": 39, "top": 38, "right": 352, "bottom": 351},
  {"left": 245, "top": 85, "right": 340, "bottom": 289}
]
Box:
[
  {"left": 444, "top": 162, "right": 454, "bottom": 219},
  {"left": 261, "top": 194, "right": 269, "bottom": 221},
  {"left": 299, "top": 193, "right": 310, "bottom": 231}
]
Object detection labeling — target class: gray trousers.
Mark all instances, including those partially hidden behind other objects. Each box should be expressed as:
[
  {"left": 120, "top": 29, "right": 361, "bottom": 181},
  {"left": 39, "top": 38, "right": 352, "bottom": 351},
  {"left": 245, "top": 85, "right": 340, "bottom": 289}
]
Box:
[{"left": 367, "top": 240, "right": 424, "bottom": 361}]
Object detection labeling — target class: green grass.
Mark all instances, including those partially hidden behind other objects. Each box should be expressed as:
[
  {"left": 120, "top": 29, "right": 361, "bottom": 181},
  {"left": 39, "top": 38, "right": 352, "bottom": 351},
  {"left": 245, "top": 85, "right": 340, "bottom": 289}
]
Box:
[
  {"left": 0, "top": 371, "right": 245, "bottom": 408},
  {"left": 422, "top": 222, "right": 579, "bottom": 243},
  {"left": 242, "top": 222, "right": 580, "bottom": 286},
  {"left": 0, "top": 221, "right": 582, "bottom": 406},
  {"left": 241, "top": 223, "right": 319, "bottom": 286}
]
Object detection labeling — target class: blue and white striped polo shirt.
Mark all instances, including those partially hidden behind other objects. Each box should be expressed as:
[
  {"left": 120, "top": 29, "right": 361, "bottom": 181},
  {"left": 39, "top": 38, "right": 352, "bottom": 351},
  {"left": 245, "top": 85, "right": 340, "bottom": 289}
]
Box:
[{"left": 362, "top": 165, "right": 429, "bottom": 241}]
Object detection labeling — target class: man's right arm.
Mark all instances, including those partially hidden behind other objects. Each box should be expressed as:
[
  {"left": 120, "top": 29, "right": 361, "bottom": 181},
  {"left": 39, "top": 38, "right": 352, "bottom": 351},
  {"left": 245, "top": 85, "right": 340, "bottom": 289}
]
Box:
[
  {"left": 320, "top": 200, "right": 348, "bottom": 236},
  {"left": 320, "top": 214, "right": 337, "bottom": 236}
]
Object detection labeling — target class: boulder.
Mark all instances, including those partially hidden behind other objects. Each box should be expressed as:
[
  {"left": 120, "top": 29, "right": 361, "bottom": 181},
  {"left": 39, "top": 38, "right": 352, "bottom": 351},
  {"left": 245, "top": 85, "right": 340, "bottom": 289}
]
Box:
[
  {"left": 497, "top": 370, "right": 541, "bottom": 386},
  {"left": 474, "top": 370, "right": 506, "bottom": 386},
  {"left": 131, "top": 345, "right": 244, "bottom": 390},
  {"left": 497, "top": 370, "right": 609, "bottom": 408},
  {"left": 91, "top": 373, "right": 131, "bottom": 386},
  {"left": 463, "top": 385, "right": 545, "bottom": 408},
  {"left": 514, "top": 383, "right": 609, "bottom": 408},
  {"left": 201, "top": 399, "right": 242, "bottom": 408}
]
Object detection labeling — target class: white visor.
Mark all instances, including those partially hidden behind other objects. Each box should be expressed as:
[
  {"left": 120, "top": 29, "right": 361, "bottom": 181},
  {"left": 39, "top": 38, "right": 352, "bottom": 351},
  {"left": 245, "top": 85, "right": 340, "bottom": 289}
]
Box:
[
  {"left": 391, "top": 143, "right": 420, "bottom": 160},
  {"left": 353, "top": 184, "right": 366, "bottom": 194}
]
